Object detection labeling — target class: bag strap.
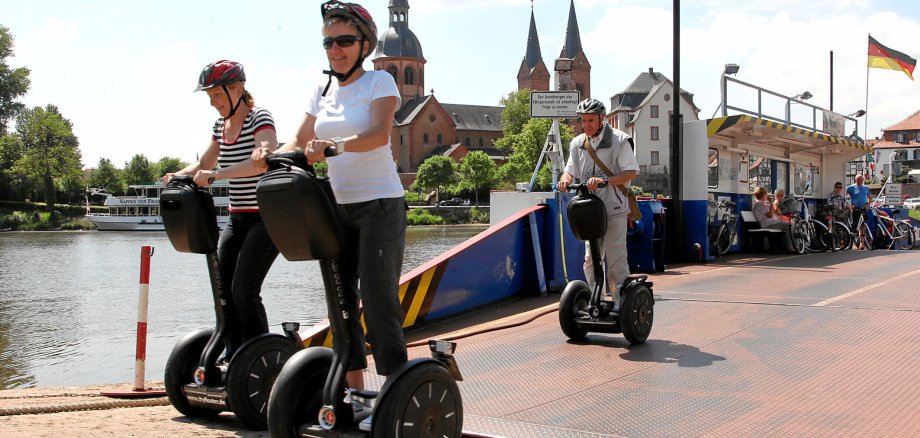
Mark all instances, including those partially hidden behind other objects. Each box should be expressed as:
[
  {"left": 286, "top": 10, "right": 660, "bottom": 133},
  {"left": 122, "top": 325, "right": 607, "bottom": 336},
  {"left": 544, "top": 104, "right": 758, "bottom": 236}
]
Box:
[{"left": 581, "top": 134, "right": 631, "bottom": 197}]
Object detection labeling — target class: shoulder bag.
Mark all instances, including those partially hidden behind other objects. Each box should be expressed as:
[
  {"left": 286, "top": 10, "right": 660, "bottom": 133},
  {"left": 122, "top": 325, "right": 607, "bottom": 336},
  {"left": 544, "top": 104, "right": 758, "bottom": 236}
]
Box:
[{"left": 581, "top": 134, "right": 643, "bottom": 222}]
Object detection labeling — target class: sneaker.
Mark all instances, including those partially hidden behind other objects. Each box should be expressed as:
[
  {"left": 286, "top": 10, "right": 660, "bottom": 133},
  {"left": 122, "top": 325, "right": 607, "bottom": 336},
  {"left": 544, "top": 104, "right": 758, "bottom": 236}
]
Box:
[{"left": 358, "top": 414, "right": 373, "bottom": 432}]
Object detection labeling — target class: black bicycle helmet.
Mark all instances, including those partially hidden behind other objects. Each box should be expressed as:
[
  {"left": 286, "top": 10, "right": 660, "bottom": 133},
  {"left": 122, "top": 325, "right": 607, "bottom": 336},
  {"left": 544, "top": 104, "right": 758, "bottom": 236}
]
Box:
[
  {"left": 195, "top": 60, "right": 247, "bottom": 118},
  {"left": 319, "top": 1, "right": 379, "bottom": 95},
  {"left": 576, "top": 98, "right": 606, "bottom": 115}
]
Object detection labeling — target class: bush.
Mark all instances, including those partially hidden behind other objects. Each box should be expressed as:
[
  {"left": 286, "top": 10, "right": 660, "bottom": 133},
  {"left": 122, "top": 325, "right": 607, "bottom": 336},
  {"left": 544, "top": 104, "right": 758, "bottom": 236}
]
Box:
[
  {"left": 469, "top": 207, "right": 489, "bottom": 224},
  {"left": 60, "top": 218, "right": 96, "bottom": 230},
  {"left": 407, "top": 208, "right": 445, "bottom": 225}
]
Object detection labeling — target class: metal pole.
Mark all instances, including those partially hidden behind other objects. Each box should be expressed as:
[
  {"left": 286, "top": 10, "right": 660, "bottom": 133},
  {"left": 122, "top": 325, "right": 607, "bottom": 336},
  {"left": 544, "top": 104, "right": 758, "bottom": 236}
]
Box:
[
  {"left": 670, "top": 0, "right": 682, "bottom": 258},
  {"left": 830, "top": 50, "right": 834, "bottom": 111}
]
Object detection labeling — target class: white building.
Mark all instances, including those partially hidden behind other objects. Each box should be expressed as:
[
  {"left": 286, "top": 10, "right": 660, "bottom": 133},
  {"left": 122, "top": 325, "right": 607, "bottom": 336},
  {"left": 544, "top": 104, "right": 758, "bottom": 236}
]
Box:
[{"left": 605, "top": 68, "right": 700, "bottom": 194}]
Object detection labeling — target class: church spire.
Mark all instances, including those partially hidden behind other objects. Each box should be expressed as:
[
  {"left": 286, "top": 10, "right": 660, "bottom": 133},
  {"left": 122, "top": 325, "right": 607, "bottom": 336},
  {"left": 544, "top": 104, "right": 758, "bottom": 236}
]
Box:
[
  {"left": 561, "top": 0, "right": 583, "bottom": 58},
  {"left": 389, "top": 0, "right": 410, "bottom": 28},
  {"left": 524, "top": 6, "right": 543, "bottom": 69}
]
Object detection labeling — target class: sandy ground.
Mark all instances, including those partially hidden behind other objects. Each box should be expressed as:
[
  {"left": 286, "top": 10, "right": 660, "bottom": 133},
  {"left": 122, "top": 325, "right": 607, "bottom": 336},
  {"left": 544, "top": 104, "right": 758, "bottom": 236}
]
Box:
[{"left": 0, "top": 382, "right": 269, "bottom": 437}]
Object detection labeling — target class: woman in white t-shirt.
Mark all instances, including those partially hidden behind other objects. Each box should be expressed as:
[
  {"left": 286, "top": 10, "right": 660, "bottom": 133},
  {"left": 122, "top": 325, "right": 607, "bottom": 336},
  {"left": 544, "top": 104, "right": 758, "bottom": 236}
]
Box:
[{"left": 254, "top": 1, "right": 407, "bottom": 394}]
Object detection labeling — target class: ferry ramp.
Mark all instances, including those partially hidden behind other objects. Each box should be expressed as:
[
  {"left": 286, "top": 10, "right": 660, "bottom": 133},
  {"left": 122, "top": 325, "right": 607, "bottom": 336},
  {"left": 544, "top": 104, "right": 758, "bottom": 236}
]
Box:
[{"left": 394, "top": 250, "right": 920, "bottom": 437}]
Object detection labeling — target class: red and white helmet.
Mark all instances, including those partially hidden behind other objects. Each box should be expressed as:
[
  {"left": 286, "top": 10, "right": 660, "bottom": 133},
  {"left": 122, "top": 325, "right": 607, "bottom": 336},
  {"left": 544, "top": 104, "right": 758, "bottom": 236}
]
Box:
[{"left": 195, "top": 60, "right": 245, "bottom": 92}]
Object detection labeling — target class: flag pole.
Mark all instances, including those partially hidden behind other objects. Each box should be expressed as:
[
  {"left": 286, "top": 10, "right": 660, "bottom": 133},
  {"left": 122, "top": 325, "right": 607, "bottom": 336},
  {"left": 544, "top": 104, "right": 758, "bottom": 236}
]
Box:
[{"left": 865, "top": 34, "right": 870, "bottom": 142}]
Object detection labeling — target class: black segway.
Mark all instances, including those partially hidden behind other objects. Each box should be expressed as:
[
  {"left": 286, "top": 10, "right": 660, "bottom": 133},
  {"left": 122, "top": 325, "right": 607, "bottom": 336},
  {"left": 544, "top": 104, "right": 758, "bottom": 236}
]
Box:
[
  {"left": 256, "top": 151, "right": 464, "bottom": 437},
  {"left": 558, "top": 182, "right": 655, "bottom": 344},
  {"left": 160, "top": 175, "right": 302, "bottom": 429}
]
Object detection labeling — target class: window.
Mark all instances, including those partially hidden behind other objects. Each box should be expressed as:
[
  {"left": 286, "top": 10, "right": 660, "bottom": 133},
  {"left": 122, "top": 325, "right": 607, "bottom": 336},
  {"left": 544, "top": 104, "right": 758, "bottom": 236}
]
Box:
[
  {"left": 437, "top": 134, "right": 442, "bottom": 144},
  {"left": 651, "top": 150, "right": 660, "bottom": 165},
  {"left": 748, "top": 154, "right": 771, "bottom": 193},
  {"left": 465, "top": 137, "right": 470, "bottom": 146},
  {"left": 479, "top": 138, "right": 483, "bottom": 147},
  {"left": 914, "top": 149, "right": 920, "bottom": 160},
  {"left": 405, "top": 67, "right": 415, "bottom": 85},
  {"left": 400, "top": 134, "right": 403, "bottom": 145},
  {"left": 794, "top": 163, "right": 814, "bottom": 196},
  {"left": 650, "top": 105, "right": 659, "bottom": 118},
  {"left": 423, "top": 133, "right": 428, "bottom": 144},
  {"left": 708, "top": 148, "right": 719, "bottom": 188},
  {"left": 650, "top": 126, "right": 659, "bottom": 141},
  {"left": 576, "top": 83, "right": 584, "bottom": 96},
  {"left": 914, "top": 132, "right": 920, "bottom": 142},
  {"left": 387, "top": 66, "right": 398, "bottom": 83},
  {"left": 896, "top": 132, "right": 906, "bottom": 143}
]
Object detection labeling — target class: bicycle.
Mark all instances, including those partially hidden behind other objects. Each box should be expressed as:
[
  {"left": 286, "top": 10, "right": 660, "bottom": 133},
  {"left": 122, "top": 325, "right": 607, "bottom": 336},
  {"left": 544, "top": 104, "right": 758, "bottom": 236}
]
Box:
[
  {"left": 785, "top": 190, "right": 829, "bottom": 254},
  {"left": 848, "top": 207, "right": 875, "bottom": 251},
  {"left": 867, "top": 205, "right": 916, "bottom": 250},
  {"left": 708, "top": 199, "right": 738, "bottom": 256},
  {"left": 815, "top": 204, "right": 852, "bottom": 252}
]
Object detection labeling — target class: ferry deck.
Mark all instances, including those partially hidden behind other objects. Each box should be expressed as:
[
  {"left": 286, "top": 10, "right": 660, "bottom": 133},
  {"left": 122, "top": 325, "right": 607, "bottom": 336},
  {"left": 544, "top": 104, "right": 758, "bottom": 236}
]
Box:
[{"left": 386, "top": 249, "right": 920, "bottom": 437}]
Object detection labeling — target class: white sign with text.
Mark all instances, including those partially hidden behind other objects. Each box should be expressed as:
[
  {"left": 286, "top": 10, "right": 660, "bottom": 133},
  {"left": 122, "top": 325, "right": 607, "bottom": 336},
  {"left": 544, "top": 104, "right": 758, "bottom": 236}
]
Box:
[{"left": 530, "top": 91, "right": 580, "bottom": 118}]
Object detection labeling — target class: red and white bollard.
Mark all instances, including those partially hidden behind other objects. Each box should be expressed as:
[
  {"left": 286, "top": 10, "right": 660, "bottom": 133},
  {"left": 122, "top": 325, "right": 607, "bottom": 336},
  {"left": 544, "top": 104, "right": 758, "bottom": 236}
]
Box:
[
  {"left": 101, "top": 245, "right": 165, "bottom": 398},
  {"left": 134, "top": 245, "right": 154, "bottom": 391}
]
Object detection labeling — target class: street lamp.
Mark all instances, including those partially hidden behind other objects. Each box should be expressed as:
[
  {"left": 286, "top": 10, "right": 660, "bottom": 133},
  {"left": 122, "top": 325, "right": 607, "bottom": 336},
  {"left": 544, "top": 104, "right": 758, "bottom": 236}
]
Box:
[
  {"left": 554, "top": 58, "right": 573, "bottom": 92},
  {"left": 792, "top": 91, "right": 813, "bottom": 101},
  {"left": 786, "top": 90, "right": 813, "bottom": 123},
  {"left": 847, "top": 110, "right": 866, "bottom": 118},
  {"left": 712, "top": 63, "right": 741, "bottom": 118}
]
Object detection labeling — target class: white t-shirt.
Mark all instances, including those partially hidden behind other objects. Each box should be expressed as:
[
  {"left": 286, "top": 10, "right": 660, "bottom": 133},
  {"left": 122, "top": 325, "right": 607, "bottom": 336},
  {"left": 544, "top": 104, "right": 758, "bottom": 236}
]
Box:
[{"left": 307, "top": 70, "right": 403, "bottom": 204}]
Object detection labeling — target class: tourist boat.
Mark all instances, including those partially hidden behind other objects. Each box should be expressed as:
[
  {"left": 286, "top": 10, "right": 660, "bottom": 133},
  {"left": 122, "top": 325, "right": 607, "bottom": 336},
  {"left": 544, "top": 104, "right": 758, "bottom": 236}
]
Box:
[{"left": 85, "top": 182, "right": 230, "bottom": 231}]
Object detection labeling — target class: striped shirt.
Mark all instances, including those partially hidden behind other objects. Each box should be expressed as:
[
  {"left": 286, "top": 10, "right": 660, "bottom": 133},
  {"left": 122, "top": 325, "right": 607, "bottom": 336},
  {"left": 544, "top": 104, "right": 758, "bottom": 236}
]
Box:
[{"left": 211, "top": 108, "right": 275, "bottom": 212}]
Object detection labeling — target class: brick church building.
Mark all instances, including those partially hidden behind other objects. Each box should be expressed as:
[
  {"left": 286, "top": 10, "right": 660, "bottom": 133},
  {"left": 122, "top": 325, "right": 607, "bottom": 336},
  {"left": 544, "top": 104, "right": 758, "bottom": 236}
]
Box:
[{"left": 372, "top": 0, "right": 590, "bottom": 184}]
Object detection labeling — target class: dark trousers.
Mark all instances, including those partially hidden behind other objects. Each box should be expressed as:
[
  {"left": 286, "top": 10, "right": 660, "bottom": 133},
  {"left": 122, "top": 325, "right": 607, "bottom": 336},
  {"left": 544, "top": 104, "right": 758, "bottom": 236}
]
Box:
[
  {"left": 217, "top": 211, "right": 279, "bottom": 354},
  {"left": 336, "top": 197, "right": 408, "bottom": 376}
]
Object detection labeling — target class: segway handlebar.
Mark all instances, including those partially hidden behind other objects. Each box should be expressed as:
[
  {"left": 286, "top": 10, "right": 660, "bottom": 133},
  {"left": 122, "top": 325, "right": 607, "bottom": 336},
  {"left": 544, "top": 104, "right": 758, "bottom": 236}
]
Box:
[{"left": 567, "top": 181, "right": 608, "bottom": 195}]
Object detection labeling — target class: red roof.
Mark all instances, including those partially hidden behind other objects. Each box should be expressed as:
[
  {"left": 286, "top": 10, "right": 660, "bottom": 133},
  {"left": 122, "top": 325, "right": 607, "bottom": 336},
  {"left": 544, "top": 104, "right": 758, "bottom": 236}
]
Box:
[{"left": 882, "top": 109, "right": 920, "bottom": 131}]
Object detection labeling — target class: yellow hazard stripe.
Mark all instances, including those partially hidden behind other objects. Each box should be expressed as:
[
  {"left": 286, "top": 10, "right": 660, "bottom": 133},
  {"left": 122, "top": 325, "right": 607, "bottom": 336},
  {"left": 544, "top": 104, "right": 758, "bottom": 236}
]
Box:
[
  {"left": 707, "top": 115, "right": 871, "bottom": 152},
  {"left": 403, "top": 266, "right": 437, "bottom": 327}
]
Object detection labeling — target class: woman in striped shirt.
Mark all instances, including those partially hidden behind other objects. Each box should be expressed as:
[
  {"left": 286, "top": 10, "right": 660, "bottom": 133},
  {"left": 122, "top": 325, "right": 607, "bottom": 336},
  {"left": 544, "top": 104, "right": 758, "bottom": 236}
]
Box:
[{"left": 163, "top": 60, "right": 280, "bottom": 355}]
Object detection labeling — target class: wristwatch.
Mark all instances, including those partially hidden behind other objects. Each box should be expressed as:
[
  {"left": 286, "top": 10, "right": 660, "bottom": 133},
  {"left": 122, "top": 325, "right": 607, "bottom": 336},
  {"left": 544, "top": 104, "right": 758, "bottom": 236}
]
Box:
[{"left": 331, "top": 137, "right": 345, "bottom": 153}]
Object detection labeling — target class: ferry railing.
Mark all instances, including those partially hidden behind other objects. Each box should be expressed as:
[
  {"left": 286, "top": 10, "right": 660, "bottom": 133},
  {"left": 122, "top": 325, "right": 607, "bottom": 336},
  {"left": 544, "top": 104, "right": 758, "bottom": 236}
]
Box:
[{"left": 718, "top": 75, "right": 861, "bottom": 139}]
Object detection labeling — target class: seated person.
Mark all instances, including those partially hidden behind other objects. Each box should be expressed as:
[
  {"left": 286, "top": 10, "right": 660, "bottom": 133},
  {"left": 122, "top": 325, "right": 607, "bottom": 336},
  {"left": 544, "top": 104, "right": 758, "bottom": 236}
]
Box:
[
  {"left": 753, "top": 186, "right": 794, "bottom": 252},
  {"left": 772, "top": 189, "right": 793, "bottom": 222},
  {"left": 827, "top": 182, "right": 849, "bottom": 222}
]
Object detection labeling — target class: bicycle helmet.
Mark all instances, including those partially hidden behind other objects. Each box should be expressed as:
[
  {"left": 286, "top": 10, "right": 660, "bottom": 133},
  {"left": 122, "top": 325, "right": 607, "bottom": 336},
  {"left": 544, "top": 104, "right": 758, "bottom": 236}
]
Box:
[
  {"left": 195, "top": 60, "right": 247, "bottom": 119},
  {"left": 319, "top": 1, "right": 379, "bottom": 95},
  {"left": 576, "top": 98, "right": 606, "bottom": 115},
  {"left": 195, "top": 60, "right": 246, "bottom": 92}
]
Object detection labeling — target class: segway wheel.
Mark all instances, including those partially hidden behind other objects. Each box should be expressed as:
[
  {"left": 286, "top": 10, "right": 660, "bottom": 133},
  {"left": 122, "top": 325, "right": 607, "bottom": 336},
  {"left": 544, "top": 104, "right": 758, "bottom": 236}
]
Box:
[
  {"left": 372, "top": 362, "right": 463, "bottom": 438},
  {"left": 226, "top": 334, "right": 300, "bottom": 430},
  {"left": 559, "top": 280, "right": 591, "bottom": 340},
  {"left": 267, "top": 347, "right": 342, "bottom": 438},
  {"left": 164, "top": 328, "right": 222, "bottom": 418},
  {"left": 620, "top": 285, "right": 654, "bottom": 345}
]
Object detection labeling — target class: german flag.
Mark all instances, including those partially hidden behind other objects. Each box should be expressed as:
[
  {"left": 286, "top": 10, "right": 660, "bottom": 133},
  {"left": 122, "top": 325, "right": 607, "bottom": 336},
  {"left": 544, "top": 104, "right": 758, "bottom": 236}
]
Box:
[{"left": 868, "top": 35, "right": 916, "bottom": 80}]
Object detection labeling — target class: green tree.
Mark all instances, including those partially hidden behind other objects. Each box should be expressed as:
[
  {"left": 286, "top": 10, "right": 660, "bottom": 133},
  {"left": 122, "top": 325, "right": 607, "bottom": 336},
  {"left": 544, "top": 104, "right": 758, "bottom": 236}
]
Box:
[
  {"left": 412, "top": 155, "right": 457, "bottom": 201},
  {"left": 496, "top": 117, "right": 575, "bottom": 189},
  {"left": 124, "top": 154, "right": 156, "bottom": 185},
  {"left": 11, "top": 105, "right": 83, "bottom": 209},
  {"left": 0, "top": 26, "right": 31, "bottom": 135},
  {"left": 154, "top": 156, "right": 186, "bottom": 177},
  {"left": 0, "top": 134, "right": 25, "bottom": 200},
  {"left": 459, "top": 150, "right": 496, "bottom": 206},
  {"left": 495, "top": 89, "right": 532, "bottom": 152},
  {"left": 87, "top": 158, "right": 125, "bottom": 194}
]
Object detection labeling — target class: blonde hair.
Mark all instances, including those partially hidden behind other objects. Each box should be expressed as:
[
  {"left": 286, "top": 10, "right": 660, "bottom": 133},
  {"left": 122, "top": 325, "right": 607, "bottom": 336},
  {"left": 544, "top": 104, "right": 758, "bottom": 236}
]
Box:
[{"left": 754, "top": 186, "right": 767, "bottom": 200}]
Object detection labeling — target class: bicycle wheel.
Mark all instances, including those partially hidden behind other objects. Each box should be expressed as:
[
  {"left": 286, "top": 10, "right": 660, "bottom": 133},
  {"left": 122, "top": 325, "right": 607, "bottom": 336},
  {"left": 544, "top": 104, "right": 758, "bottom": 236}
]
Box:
[
  {"left": 791, "top": 222, "right": 807, "bottom": 254},
  {"left": 893, "top": 222, "right": 915, "bottom": 250},
  {"left": 716, "top": 223, "right": 733, "bottom": 255},
  {"left": 858, "top": 221, "right": 874, "bottom": 251},
  {"left": 806, "top": 220, "right": 828, "bottom": 253},
  {"left": 830, "top": 222, "right": 852, "bottom": 251}
]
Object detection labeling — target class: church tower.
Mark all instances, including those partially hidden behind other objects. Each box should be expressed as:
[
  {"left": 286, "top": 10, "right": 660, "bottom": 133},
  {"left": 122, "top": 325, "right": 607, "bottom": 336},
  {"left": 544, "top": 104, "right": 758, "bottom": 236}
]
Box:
[
  {"left": 517, "top": 5, "right": 550, "bottom": 92},
  {"left": 373, "top": 0, "right": 426, "bottom": 101},
  {"left": 558, "top": 0, "right": 591, "bottom": 100}
]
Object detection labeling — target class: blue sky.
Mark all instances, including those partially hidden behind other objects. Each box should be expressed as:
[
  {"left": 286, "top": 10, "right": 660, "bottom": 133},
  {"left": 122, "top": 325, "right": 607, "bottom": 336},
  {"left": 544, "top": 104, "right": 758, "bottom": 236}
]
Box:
[{"left": 5, "top": 0, "right": 920, "bottom": 169}]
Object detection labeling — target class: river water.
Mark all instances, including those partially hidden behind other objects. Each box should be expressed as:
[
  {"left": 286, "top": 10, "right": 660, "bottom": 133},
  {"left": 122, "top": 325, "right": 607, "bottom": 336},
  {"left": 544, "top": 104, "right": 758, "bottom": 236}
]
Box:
[{"left": 0, "top": 226, "right": 486, "bottom": 390}]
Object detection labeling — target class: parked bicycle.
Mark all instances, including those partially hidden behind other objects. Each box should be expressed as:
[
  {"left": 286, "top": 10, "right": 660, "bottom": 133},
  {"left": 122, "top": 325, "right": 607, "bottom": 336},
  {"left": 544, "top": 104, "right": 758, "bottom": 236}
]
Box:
[
  {"left": 867, "top": 205, "right": 916, "bottom": 250},
  {"left": 848, "top": 207, "right": 875, "bottom": 251},
  {"left": 815, "top": 204, "right": 852, "bottom": 252},
  {"left": 784, "top": 189, "right": 829, "bottom": 254},
  {"left": 708, "top": 199, "right": 738, "bottom": 256}
]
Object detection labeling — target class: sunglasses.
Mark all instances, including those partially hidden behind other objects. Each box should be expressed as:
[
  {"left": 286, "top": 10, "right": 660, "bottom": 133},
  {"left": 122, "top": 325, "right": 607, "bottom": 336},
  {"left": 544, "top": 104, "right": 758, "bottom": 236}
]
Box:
[
  {"left": 323, "top": 35, "right": 361, "bottom": 50},
  {"left": 835, "top": 186, "right": 843, "bottom": 189}
]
